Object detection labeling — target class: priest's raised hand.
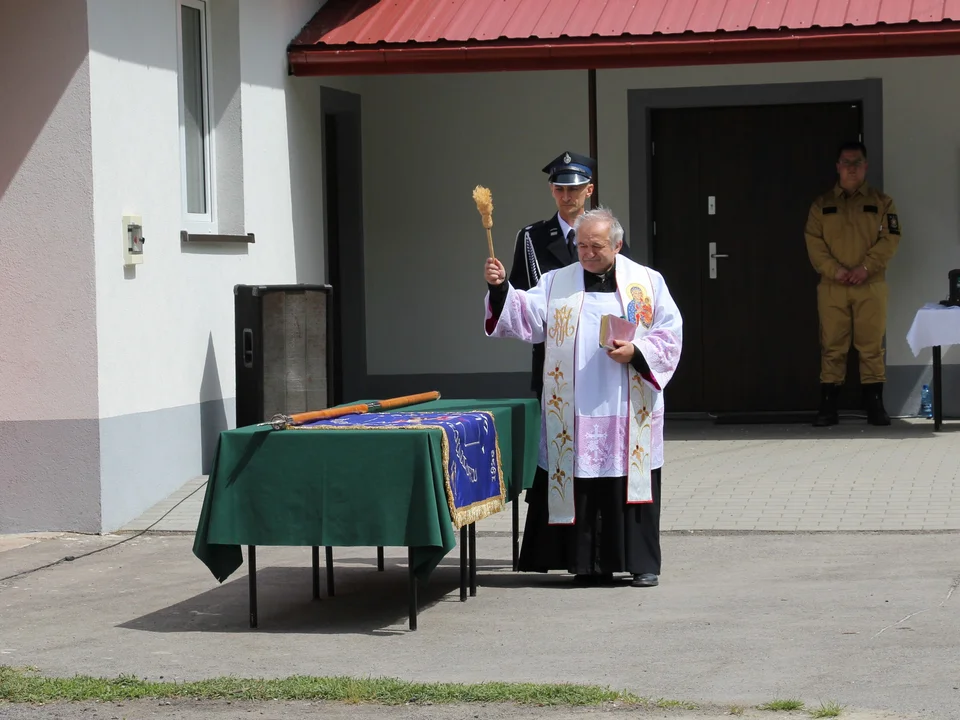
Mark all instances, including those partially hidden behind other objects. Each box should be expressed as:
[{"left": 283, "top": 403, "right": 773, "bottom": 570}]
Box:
[{"left": 485, "top": 258, "right": 506, "bottom": 285}]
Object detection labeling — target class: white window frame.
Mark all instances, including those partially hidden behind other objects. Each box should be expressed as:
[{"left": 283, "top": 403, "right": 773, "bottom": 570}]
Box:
[{"left": 176, "top": 0, "right": 218, "bottom": 233}]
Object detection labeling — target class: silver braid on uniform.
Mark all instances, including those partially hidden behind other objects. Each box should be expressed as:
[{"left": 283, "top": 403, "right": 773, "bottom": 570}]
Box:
[
  {"left": 525, "top": 233, "right": 541, "bottom": 284},
  {"left": 574, "top": 206, "right": 624, "bottom": 248}
]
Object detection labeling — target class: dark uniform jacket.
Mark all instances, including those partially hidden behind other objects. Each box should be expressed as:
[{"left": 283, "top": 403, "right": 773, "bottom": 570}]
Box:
[{"left": 507, "top": 212, "right": 632, "bottom": 396}]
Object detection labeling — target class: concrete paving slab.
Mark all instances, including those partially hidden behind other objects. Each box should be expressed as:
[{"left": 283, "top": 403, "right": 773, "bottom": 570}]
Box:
[
  {"left": 0, "top": 533, "right": 62, "bottom": 555},
  {"left": 117, "top": 419, "right": 960, "bottom": 537},
  {"left": 0, "top": 531, "right": 957, "bottom": 718},
  {"left": 121, "top": 476, "right": 208, "bottom": 533}
]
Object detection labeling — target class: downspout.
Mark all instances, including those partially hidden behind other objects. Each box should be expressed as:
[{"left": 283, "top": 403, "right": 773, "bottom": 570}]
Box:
[{"left": 588, "top": 68, "right": 598, "bottom": 210}]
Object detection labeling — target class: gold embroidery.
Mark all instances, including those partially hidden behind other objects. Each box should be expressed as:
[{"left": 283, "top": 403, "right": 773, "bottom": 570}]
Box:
[
  {"left": 629, "top": 370, "right": 652, "bottom": 476},
  {"left": 548, "top": 305, "right": 575, "bottom": 347},
  {"left": 546, "top": 363, "right": 573, "bottom": 502}
]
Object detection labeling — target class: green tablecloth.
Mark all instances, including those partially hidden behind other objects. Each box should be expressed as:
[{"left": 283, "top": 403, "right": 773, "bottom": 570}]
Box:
[{"left": 192, "top": 398, "right": 540, "bottom": 585}]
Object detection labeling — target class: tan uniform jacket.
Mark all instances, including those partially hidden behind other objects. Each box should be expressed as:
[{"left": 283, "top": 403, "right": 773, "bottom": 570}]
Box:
[{"left": 804, "top": 183, "right": 901, "bottom": 285}]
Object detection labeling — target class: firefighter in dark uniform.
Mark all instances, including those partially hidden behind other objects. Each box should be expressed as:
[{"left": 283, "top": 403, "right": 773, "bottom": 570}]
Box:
[
  {"left": 508, "top": 151, "right": 631, "bottom": 399},
  {"left": 804, "top": 141, "right": 902, "bottom": 427}
]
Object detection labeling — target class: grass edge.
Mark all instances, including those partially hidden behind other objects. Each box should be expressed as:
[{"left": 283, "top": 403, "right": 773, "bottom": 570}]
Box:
[{"left": 0, "top": 667, "right": 700, "bottom": 708}]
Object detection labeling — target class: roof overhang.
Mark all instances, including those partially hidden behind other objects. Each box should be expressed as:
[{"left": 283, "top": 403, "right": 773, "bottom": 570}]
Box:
[{"left": 288, "top": 22, "right": 960, "bottom": 76}]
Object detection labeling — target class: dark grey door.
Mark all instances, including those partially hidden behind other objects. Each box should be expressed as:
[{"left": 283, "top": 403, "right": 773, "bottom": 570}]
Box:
[{"left": 652, "top": 102, "right": 862, "bottom": 414}]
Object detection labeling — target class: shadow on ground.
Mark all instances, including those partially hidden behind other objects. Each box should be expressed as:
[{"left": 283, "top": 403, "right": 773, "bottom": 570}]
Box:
[
  {"left": 117, "top": 552, "right": 609, "bottom": 637},
  {"left": 118, "top": 564, "right": 466, "bottom": 637}
]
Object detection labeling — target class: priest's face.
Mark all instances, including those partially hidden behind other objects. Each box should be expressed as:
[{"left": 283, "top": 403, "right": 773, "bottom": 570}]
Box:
[{"left": 577, "top": 220, "right": 621, "bottom": 274}]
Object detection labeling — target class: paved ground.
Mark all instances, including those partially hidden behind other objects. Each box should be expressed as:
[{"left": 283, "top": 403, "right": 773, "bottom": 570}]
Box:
[
  {"left": 122, "top": 419, "right": 960, "bottom": 535},
  {"left": 2, "top": 418, "right": 959, "bottom": 719},
  {"left": 0, "top": 533, "right": 62, "bottom": 555},
  {"left": 1, "top": 531, "right": 957, "bottom": 718}
]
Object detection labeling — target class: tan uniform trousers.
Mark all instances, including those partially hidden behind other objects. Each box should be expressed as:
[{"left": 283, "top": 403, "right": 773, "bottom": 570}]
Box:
[{"left": 817, "top": 280, "right": 888, "bottom": 384}]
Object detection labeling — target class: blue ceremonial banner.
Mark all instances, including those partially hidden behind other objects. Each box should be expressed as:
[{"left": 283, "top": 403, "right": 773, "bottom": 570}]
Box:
[{"left": 302, "top": 411, "right": 505, "bottom": 528}]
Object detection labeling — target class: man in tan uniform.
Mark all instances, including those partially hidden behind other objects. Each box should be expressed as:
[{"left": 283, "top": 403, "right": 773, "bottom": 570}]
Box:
[{"left": 805, "top": 141, "right": 901, "bottom": 427}]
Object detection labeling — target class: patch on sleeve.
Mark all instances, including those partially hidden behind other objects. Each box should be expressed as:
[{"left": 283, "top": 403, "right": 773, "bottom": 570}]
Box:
[
  {"left": 887, "top": 213, "right": 900, "bottom": 235},
  {"left": 821, "top": 206, "right": 838, "bottom": 215}
]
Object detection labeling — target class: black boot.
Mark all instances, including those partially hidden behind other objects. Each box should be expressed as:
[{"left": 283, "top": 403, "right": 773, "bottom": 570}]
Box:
[
  {"left": 813, "top": 383, "right": 840, "bottom": 426},
  {"left": 863, "top": 383, "right": 891, "bottom": 426}
]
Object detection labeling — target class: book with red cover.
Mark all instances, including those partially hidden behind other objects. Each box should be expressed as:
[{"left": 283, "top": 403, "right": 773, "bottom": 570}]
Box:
[{"left": 599, "top": 314, "right": 637, "bottom": 350}]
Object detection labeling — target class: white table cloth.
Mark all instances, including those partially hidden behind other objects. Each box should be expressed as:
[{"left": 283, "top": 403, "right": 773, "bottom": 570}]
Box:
[{"left": 905, "top": 303, "right": 960, "bottom": 356}]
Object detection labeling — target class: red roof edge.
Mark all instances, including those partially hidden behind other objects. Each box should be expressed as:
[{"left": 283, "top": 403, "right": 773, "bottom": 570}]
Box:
[{"left": 287, "top": 23, "right": 960, "bottom": 76}]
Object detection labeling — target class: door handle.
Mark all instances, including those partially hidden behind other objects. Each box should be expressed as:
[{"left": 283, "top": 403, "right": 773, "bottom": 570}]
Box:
[{"left": 708, "top": 242, "right": 729, "bottom": 279}]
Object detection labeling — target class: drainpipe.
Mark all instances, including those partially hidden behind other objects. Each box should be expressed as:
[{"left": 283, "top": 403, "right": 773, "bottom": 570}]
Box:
[{"left": 588, "top": 68, "right": 598, "bottom": 210}]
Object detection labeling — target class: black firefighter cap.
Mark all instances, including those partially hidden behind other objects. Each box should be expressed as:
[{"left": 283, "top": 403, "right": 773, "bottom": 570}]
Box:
[{"left": 542, "top": 151, "right": 596, "bottom": 186}]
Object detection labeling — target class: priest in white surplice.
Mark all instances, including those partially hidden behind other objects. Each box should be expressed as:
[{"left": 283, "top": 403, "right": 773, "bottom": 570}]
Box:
[{"left": 483, "top": 207, "right": 682, "bottom": 587}]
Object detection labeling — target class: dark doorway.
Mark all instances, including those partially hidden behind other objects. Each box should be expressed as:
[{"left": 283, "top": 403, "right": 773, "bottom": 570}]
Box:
[
  {"left": 651, "top": 101, "right": 862, "bottom": 415},
  {"left": 321, "top": 88, "right": 366, "bottom": 405}
]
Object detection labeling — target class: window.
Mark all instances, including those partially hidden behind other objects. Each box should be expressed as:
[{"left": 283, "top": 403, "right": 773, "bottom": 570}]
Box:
[{"left": 177, "top": 0, "right": 215, "bottom": 226}]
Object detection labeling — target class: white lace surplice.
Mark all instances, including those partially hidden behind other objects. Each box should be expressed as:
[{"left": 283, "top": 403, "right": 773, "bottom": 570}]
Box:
[
  {"left": 571, "top": 290, "right": 631, "bottom": 477},
  {"left": 484, "top": 259, "right": 683, "bottom": 477}
]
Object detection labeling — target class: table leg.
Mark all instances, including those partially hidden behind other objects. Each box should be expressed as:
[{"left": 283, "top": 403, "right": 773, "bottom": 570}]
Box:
[
  {"left": 377, "top": 546, "right": 385, "bottom": 572},
  {"left": 460, "top": 526, "right": 467, "bottom": 602},
  {"left": 325, "top": 546, "right": 335, "bottom": 597},
  {"left": 512, "top": 494, "right": 520, "bottom": 572},
  {"left": 248, "top": 545, "right": 258, "bottom": 629},
  {"left": 408, "top": 547, "right": 418, "bottom": 631},
  {"left": 468, "top": 522, "right": 477, "bottom": 597},
  {"left": 934, "top": 345, "right": 943, "bottom": 431},
  {"left": 311, "top": 546, "right": 320, "bottom": 600}
]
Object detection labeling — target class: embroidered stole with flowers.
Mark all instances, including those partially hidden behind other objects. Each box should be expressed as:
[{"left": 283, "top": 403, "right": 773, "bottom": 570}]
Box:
[{"left": 543, "top": 258, "right": 656, "bottom": 525}]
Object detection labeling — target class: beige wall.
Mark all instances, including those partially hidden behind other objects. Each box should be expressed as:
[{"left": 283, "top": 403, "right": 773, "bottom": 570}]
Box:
[
  {"left": 0, "top": 0, "right": 100, "bottom": 532},
  {"left": 355, "top": 56, "right": 960, "bottom": 381},
  {"left": 0, "top": 0, "right": 98, "bottom": 422},
  {"left": 358, "top": 70, "right": 587, "bottom": 375}
]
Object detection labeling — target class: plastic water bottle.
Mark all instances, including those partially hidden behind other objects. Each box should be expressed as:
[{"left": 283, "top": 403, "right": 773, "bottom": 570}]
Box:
[{"left": 920, "top": 384, "right": 933, "bottom": 419}]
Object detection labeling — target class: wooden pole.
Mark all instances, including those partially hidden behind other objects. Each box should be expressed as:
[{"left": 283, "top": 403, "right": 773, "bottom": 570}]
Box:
[{"left": 285, "top": 391, "right": 441, "bottom": 426}]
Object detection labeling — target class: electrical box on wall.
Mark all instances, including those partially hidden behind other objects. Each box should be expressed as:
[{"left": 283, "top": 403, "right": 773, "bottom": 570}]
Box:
[{"left": 122, "top": 215, "right": 145, "bottom": 265}]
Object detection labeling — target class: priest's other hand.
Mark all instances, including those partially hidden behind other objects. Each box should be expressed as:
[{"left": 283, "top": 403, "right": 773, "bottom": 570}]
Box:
[
  {"left": 485, "top": 258, "right": 506, "bottom": 285},
  {"left": 607, "top": 339, "right": 635, "bottom": 364}
]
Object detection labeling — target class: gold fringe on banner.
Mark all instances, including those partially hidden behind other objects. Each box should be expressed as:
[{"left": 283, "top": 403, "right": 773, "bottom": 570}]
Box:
[{"left": 439, "top": 417, "right": 506, "bottom": 529}]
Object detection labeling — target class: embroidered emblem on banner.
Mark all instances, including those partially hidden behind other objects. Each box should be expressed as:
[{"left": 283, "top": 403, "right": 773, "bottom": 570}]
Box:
[{"left": 626, "top": 284, "right": 653, "bottom": 329}]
